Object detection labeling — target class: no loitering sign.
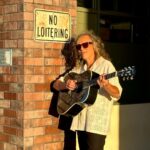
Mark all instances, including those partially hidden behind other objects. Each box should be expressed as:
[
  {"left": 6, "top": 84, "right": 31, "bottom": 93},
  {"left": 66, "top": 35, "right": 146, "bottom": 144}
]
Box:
[{"left": 34, "top": 9, "right": 71, "bottom": 42}]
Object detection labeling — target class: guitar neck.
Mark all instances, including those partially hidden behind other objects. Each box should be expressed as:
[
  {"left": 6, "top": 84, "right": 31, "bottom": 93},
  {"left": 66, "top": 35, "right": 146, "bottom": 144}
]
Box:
[
  {"left": 81, "top": 65, "right": 135, "bottom": 89},
  {"left": 105, "top": 71, "right": 117, "bottom": 79},
  {"left": 88, "top": 71, "right": 117, "bottom": 87}
]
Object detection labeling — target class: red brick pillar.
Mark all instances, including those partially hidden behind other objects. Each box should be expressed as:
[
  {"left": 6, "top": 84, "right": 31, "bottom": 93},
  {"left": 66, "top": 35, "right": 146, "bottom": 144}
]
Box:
[{"left": 0, "top": 0, "right": 77, "bottom": 149}]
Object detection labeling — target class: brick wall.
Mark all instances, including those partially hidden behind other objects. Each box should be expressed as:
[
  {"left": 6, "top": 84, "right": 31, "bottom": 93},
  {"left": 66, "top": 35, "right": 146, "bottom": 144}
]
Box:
[{"left": 0, "top": 0, "right": 77, "bottom": 149}]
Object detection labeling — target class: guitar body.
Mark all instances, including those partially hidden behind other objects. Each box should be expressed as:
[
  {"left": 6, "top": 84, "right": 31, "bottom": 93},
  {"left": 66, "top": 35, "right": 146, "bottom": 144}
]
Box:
[{"left": 57, "top": 70, "right": 100, "bottom": 116}]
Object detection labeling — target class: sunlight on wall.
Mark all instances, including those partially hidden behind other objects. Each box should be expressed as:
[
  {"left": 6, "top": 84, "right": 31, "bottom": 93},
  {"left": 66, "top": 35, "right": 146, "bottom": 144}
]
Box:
[
  {"left": 104, "top": 104, "right": 120, "bottom": 150},
  {"left": 76, "top": 103, "right": 150, "bottom": 150}
]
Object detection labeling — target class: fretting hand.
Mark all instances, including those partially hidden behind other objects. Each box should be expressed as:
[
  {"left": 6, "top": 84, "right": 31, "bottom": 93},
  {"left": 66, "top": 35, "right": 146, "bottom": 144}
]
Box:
[{"left": 97, "top": 74, "right": 109, "bottom": 88}]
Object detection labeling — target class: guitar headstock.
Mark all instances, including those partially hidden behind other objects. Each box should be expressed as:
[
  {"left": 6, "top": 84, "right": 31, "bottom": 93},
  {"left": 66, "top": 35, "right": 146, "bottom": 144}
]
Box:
[{"left": 118, "top": 66, "right": 136, "bottom": 81}]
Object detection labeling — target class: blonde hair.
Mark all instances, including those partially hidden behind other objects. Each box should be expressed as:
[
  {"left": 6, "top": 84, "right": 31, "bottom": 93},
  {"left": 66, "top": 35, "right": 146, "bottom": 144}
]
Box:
[{"left": 74, "top": 30, "right": 110, "bottom": 67}]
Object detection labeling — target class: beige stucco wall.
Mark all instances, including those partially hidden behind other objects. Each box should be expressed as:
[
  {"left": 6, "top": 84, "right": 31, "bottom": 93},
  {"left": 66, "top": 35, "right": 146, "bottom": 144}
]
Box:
[
  {"left": 76, "top": 103, "right": 150, "bottom": 150},
  {"left": 105, "top": 103, "right": 150, "bottom": 150},
  {"left": 77, "top": 7, "right": 99, "bottom": 34}
]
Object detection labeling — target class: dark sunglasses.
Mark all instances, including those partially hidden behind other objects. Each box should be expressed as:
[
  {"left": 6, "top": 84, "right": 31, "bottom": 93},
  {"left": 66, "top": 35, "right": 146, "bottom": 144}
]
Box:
[{"left": 76, "top": 42, "right": 93, "bottom": 50}]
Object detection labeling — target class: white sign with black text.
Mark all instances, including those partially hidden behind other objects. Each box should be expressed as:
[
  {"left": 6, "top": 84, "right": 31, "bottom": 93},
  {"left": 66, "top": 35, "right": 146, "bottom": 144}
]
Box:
[{"left": 34, "top": 9, "right": 71, "bottom": 42}]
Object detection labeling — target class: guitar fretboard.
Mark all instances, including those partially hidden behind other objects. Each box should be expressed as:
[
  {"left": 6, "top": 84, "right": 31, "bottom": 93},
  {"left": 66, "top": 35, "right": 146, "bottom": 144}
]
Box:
[
  {"left": 105, "top": 72, "right": 117, "bottom": 79},
  {"left": 87, "top": 71, "right": 117, "bottom": 87}
]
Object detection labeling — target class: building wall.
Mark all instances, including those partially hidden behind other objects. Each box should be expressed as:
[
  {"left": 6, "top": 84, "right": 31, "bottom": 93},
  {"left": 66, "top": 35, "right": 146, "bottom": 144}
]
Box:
[
  {"left": 0, "top": 0, "right": 77, "bottom": 150},
  {"left": 1, "top": 0, "right": 150, "bottom": 150},
  {"left": 75, "top": 103, "right": 150, "bottom": 150},
  {"left": 104, "top": 103, "right": 150, "bottom": 150}
]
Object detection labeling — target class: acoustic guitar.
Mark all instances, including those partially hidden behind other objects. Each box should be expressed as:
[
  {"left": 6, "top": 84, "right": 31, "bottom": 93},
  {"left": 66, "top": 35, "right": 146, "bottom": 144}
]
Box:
[{"left": 57, "top": 66, "right": 136, "bottom": 116}]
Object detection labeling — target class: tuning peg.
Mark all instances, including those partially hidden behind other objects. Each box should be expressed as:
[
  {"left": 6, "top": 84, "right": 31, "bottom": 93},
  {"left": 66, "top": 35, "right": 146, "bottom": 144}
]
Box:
[
  {"left": 130, "top": 76, "right": 134, "bottom": 80},
  {"left": 124, "top": 67, "right": 127, "bottom": 70},
  {"left": 123, "top": 77, "right": 126, "bottom": 81}
]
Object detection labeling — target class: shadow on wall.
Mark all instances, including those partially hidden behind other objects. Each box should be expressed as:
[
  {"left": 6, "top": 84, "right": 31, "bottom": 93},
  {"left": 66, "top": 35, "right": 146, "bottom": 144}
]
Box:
[{"left": 49, "top": 38, "right": 76, "bottom": 117}]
